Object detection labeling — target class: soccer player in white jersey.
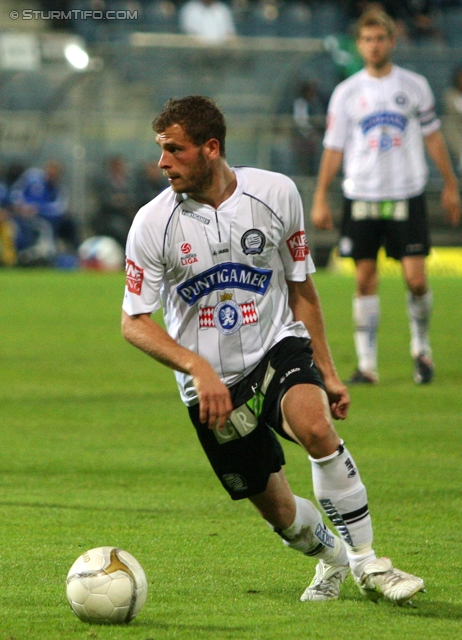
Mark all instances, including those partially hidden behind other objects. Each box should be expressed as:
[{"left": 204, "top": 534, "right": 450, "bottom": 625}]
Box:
[
  {"left": 311, "top": 9, "right": 460, "bottom": 385},
  {"left": 122, "top": 95, "right": 425, "bottom": 603}
]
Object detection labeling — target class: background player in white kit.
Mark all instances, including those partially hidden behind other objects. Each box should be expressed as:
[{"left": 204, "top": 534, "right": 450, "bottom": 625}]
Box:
[
  {"left": 311, "top": 9, "right": 461, "bottom": 385},
  {"left": 122, "top": 95, "right": 425, "bottom": 604}
]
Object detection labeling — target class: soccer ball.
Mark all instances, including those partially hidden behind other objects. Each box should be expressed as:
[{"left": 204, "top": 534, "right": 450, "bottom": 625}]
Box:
[
  {"left": 66, "top": 546, "right": 148, "bottom": 624},
  {"left": 78, "top": 236, "right": 124, "bottom": 272}
]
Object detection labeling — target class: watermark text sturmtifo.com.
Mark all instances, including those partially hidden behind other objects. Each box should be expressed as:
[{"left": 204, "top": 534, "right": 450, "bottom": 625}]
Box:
[{"left": 10, "top": 10, "right": 138, "bottom": 20}]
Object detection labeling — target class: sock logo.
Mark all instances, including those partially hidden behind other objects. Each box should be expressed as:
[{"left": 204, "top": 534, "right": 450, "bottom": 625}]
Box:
[
  {"left": 314, "top": 523, "right": 335, "bottom": 548},
  {"left": 344, "top": 457, "right": 357, "bottom": 478},
  {"left": 319, "top": 498, "right": 353, "bottom": 546}
]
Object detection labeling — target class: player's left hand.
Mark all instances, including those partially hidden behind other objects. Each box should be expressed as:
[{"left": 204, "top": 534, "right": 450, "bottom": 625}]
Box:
[
  {"left": 326, "top": 380, "right": 350, "bottom": 420},
  {"left": 442, "top": 181, "right": 461, "bottom": 227}
]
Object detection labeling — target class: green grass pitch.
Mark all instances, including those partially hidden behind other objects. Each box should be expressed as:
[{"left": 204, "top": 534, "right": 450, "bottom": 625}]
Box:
[{"left": 0, "top": 268, "right": 460, "bottom": 640}]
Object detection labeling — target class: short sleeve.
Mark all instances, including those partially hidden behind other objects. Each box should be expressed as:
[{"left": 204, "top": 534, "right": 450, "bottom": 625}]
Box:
[
  {"left": 417, "top": 76, "right": 441, "bottom": 137},
  {"left": 278, "top": 179, "right": 316, "bottom": 280},
  {"left": 122, "top": 210, "right": 165, "bottom": 316},
  {"left": 323, "top": 84, "right": 350, "bottom": 151}
]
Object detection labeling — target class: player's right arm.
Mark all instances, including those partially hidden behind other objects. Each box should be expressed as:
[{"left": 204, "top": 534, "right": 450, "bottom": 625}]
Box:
[
  {"left": 310, "top": 148, "right": 344, "bottom": 230},
  {"left": 311, "top": 81, "right": 349, "bottom": 230},
  {"left": 121, "top": 310, "right": 233, "bottom": 429}
]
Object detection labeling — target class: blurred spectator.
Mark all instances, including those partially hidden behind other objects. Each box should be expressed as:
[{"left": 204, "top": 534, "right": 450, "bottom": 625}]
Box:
[
  {"left": 291, "top": 80, "right": 328, "bottom": 175},
  {"left": 0, "top": 169, "right": 16, "bottom": 267},
  {"left": 10, "top": 160, "right": 79, "bottom": 260},
  {"left": 179, "top": 0, "right": 237, "bottom": 44},
  {"left": 12, "top": 202, "right": 57, "bottom": 267},
  {"left": 443, "top": 65, "right": 462, "bottom": 175},
  {"left": 91, "top": 156, "right": 136, "bottom": 248},
  {"left": 134, "top": 159, "right": 168, "bottom": 210}
]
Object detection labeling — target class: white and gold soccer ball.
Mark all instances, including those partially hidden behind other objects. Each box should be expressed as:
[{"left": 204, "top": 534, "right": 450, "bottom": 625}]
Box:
[{"left": 66, "top": 547, "right": 148, "bottom": 624}]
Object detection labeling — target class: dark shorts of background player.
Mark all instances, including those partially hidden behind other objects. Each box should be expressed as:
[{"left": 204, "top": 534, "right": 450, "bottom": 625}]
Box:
[
  {"left": 340, "top": 194, "right": 430, "bottom": 261},
  {"left": 188, "top": 336, "right": 325, "bottom": 501}
]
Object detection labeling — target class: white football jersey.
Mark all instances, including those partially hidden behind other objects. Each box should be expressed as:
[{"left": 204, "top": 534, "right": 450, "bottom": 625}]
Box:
[
  {"left": 123, "top": 166, "right": 315, "bottom": 405},
  {"left": 324, "top": 65, "right": 441, "bottom": 200}
]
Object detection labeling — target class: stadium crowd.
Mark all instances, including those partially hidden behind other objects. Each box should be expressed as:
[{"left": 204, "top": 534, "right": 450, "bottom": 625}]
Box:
[
  {"left": 41, "top": 0, "right": 462, "bottom": 45},
  {"left": 1, "top": 0, "right": 462, "bottom": 268},
  {"left": 0, "top": 157, "right": 167, "bottom": 267}
]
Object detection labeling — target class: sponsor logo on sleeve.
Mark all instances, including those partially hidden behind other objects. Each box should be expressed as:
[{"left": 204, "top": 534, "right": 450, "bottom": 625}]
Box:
[
  {"left": 125, "top": 259, "right": 144, "bottom": 295},
  {"left": 286, "top": 231, "right": 309, "bottom": 261}
]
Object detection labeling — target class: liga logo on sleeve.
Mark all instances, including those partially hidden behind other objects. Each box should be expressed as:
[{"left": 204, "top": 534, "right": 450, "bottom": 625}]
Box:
[
  {"left": 125, "top": 259, "right": 144, "bottom": 295},
  {"left": 286, "top": 231, "right": 309, "bottom": 261}
]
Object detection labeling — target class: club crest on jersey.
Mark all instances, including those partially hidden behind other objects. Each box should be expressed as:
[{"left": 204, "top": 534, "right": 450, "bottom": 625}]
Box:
[
  {"left": 286, "top": 231, "right": 309, "bottom": 261},
  {"left": 214, "top": 298, "right": 243, "bottom": 335},
  {"left": 241, "top": 229, "right": 266, "bottom": 255},
  {"left": 394, "top": 92, "right": 408, "bottom": 107},
  {"left": 125, "top": 259, "right": 144, "bottom": 295},
  {"left": 379, "top": 133, "right": 393, "bottom": 151},
  {"left": 199, "top": 294, "right": 259, "bottom": 334}
]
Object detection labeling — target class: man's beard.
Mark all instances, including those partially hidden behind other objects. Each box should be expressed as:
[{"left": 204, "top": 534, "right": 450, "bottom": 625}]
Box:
[
  {"left": 371, "top": 54, "right": 391, "bottom": 70},
  {"left": 169, "top": 149, "right": 213, "bottom": 195}
]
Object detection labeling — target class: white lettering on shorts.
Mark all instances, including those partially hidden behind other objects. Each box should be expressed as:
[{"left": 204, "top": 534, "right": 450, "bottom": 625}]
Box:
[{"left": 352, "top": 200, "right": 408, "bottom": 221}]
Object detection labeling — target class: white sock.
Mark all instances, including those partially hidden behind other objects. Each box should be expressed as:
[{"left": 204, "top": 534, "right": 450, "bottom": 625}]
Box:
[
  {"left": 346, "top": 545, "right": 377, "bottom": 579},
  {"left": 407, "top": 290, "right": 432, "bottom": 358},
  {"left": 270, "top": 495, "right": 348, "bottom": 565},
  {"left": 310, "top": 442, "right": 374, "bottom": 555},
  {"left": 353, "top": 295, "right": 380, "bottom": 375}
]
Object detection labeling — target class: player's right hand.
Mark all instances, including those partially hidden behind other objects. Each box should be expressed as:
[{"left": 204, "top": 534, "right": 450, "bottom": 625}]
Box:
[
  {"left": 191, "top": 363, "right": 233, "bottom": 429},
  {"left": 311, "top": 200, "right": 334, "bottom": 230}
]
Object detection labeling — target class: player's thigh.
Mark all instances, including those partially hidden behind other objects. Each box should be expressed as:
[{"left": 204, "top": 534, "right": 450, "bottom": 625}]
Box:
[
  {"left": 385, "top": 194, "right": 430, "bottom": 261},
  {"left": 339, "top": 199, "right": 382, "bottom": 260},
  {"left": 280, "top": 383, "right": 340, "bottom": 458},
  {"left": 188, "top": 400, "right": 286, "bottom": 501}
]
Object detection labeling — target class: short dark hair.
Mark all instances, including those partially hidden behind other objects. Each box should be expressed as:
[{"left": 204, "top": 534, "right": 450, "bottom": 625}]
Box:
[{"left": 153, "top": 95, "right": 227, "bottom": 157}]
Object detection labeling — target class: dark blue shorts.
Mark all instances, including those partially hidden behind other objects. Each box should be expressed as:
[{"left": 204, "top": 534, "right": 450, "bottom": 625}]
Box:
[{"left": 188, "top": 337, "right": 325, "bottom": 500}]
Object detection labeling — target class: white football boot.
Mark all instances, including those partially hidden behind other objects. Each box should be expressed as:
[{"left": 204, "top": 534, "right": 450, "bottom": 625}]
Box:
[
  {"left": 300, "top": 559, "right": 350, "bottom": 602},
  {"left": 355, "top": 557, "right": 425, "bottom": 605}
]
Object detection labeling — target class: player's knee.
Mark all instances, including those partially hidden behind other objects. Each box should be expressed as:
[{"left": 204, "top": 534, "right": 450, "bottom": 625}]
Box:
[
  {"left": 295, "top": 416, "right": 336, "bottom": 456},
  {"left": 407, "top": 279, "right": 427, "bottom": 296}
]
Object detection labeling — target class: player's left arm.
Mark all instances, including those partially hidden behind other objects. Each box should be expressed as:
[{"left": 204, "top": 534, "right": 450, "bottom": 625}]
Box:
[
  {"left": 424, "top": 129, "right": 461, "bottom": 227},
  {"left": 287, "top": 276, "right": 350, "bottom": 420}
]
